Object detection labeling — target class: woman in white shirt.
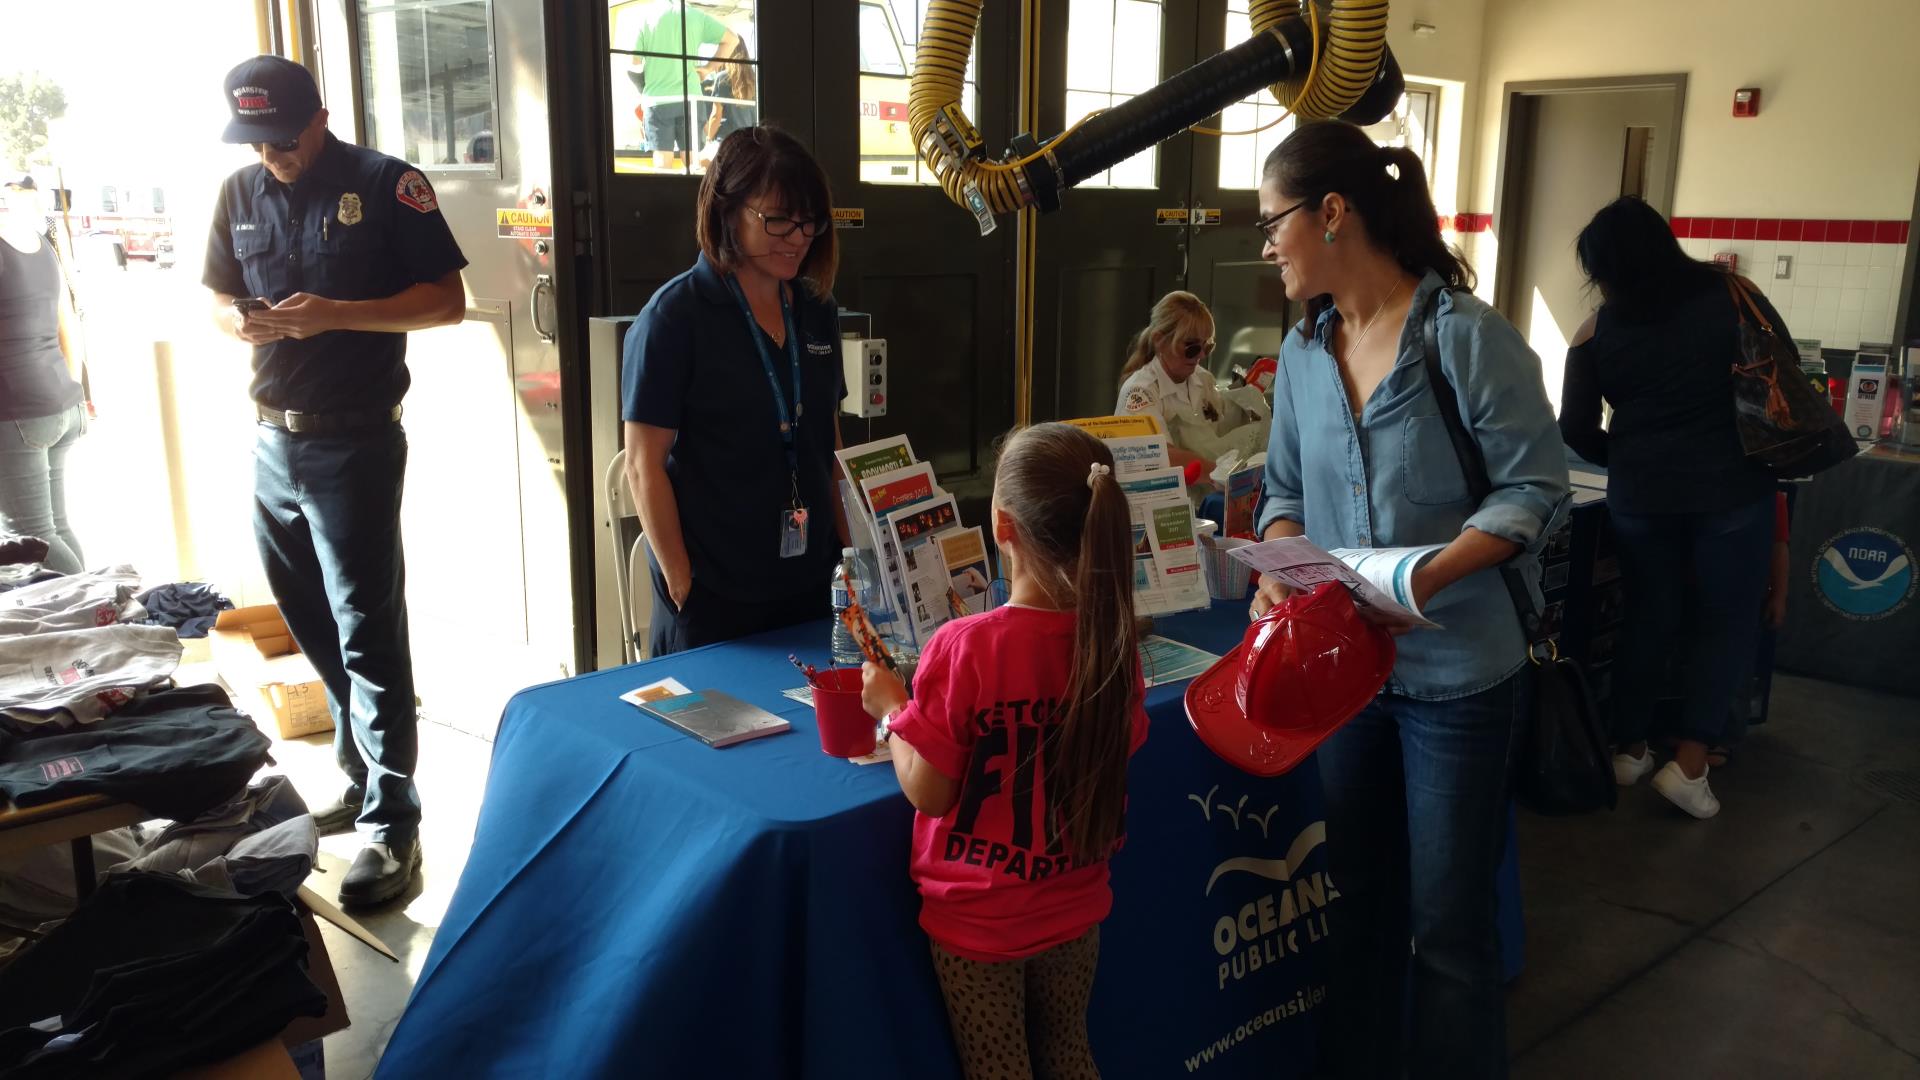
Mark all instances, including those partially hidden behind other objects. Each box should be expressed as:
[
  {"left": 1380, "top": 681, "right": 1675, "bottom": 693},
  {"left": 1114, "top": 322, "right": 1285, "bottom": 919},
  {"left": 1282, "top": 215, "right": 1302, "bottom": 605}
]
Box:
[{"left": 1114, "top": 291, "right": 1269, "bottom": 481}]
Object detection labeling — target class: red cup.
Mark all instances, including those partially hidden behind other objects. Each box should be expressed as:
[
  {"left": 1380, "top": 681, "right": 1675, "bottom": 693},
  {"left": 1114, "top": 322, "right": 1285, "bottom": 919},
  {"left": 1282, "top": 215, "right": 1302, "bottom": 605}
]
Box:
[{"left": 812, "top": 668, "right": 877, "bottom": 758}]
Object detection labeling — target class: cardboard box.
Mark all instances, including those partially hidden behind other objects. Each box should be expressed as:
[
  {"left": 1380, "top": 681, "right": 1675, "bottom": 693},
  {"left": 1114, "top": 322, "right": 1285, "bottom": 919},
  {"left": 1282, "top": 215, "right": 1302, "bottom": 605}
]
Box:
[{"left": 210, "top": 606, "right": 332, "bottom": 740}]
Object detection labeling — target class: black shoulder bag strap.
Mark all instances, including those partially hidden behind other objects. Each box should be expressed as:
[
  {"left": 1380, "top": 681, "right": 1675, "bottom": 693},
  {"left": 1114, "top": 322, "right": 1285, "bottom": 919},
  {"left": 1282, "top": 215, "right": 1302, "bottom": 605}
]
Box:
[{"left": 1417, "top": 286, "right": 1546, "bottom": 648}]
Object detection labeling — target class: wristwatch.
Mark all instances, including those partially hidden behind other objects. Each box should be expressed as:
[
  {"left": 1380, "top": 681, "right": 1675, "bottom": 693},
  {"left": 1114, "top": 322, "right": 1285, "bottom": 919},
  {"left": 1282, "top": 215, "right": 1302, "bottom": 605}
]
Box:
[{"left": 878, "top": 707, "right": 902, "bottom": 742}]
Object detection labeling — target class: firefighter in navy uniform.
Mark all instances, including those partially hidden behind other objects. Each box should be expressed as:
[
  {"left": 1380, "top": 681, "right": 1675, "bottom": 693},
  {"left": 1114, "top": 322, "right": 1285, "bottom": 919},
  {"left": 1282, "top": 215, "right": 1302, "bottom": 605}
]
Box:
[{"left": 203, "top": 56, "right": 467, "bottom": 908}]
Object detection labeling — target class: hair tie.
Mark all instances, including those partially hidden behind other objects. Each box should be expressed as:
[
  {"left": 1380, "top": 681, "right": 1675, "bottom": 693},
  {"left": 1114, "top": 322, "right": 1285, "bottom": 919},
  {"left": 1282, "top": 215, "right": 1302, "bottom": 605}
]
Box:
[{"left": 1087, "top": 462, "right": 1112, "bottom": 489}]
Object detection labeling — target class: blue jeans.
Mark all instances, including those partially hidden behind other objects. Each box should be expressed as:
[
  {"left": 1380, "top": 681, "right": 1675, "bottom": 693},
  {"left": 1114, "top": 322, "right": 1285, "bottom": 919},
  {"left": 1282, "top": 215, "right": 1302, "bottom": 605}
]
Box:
[
  {"left": 1609, "top": 498, "right": 1773, "bottom": 748},
  {"left": 0, "top": 403, "right": 87, "bottom": 574},
  {"left": 1315, "top": 675, "right": 1526, "bottom": 1079},
  {"left": 253, "top": 423, "right": 420, "bottom": 843}
]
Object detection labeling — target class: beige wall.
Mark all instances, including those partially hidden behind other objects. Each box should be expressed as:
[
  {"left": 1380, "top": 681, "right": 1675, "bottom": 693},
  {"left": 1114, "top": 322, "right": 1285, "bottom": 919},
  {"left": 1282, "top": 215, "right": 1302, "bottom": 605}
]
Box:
[
  {"left": 1387, "top": 0, "right": 1487, "bottom": 218},
  {"left": 1472, "top": 0, "right": 1920, "bottom": 220}
]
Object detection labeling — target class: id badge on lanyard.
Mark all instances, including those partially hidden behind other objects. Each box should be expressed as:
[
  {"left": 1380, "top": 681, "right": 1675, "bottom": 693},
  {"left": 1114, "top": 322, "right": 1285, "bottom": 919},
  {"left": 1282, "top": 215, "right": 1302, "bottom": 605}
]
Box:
[
  {"left": 729, "top": 274, "right": 810, "bottom": 559},
  {"left": 780, "top": 478, "right": 810, "bottom": 559}
]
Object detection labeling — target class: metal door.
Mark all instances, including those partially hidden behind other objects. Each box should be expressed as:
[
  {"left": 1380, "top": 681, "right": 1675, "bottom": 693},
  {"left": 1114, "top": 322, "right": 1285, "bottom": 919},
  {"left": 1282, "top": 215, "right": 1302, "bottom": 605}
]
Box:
[
  {"left": 324, "top": 0, "right": 575, "bottom": 736},
  {"left": 571, "top": 2, "right": 820, "bottom": 668},
  {"left": 1029, "top": 0, "right": 1200, "bottom": 424},
  {"left": 1185, "top": 0, "right": 1296, "bottom": 383},
  {"left": 810, "top": 0, "right": 1019, "bottom": 518},
  {"left": 1494, "top": 80, "right": 1684, "bottom": 408}
]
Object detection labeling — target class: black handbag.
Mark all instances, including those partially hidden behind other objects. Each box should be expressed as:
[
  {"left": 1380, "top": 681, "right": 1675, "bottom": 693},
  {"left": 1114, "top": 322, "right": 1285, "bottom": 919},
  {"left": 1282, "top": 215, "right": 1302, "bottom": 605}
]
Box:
[
  {"left": 1725, "top": 276, "right": 1858, "bottom": 478},
  {"left": 1418, "top": 289, "right": 1616, "bottom": 815}
]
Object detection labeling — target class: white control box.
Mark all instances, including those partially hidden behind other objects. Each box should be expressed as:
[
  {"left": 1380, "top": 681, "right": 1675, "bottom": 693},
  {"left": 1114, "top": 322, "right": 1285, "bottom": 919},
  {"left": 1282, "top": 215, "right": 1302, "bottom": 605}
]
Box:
[{"left": 841, "top": 337, "right": 888, "bottom": 418}]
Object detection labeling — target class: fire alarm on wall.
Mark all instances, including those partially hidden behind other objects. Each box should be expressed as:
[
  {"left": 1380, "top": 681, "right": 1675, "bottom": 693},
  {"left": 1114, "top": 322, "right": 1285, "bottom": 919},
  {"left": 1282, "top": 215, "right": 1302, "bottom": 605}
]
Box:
[{"left": 1733, "top": 88, "right": 1761, "bottom": 118}]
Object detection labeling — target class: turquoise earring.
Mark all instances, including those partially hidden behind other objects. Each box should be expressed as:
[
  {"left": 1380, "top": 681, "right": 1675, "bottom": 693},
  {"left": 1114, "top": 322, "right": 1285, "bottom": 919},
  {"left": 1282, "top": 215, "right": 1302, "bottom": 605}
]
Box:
[{"left": 1324, "top": 229, "right": 1336, "bottom": 244}]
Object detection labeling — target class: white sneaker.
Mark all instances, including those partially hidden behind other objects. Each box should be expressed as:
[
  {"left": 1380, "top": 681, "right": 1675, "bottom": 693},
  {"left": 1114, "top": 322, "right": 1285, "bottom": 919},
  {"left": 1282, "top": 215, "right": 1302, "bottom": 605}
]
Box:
[
  {"left": 1651, "top": 761, "right": 1721, "bottom": 819},
  {"left": 1613, "top": 749, "right": 1656, "bottom": 786}
]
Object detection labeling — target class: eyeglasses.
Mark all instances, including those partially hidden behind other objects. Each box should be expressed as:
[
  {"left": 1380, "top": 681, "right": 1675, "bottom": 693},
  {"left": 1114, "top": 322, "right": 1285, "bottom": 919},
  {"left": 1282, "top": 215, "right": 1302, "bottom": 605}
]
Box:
[
  {"left": 746, "top": 206, "right": 828, "bottom": 239},
  {"left": 252, "top": 137, "right": 301, "bottom": 153},
  {"left": 1252, "top": 200, "right": 1311, "bottom": 246},
  {"left": 1181, "top": 339, "right": 1217, "bottom": 361}
]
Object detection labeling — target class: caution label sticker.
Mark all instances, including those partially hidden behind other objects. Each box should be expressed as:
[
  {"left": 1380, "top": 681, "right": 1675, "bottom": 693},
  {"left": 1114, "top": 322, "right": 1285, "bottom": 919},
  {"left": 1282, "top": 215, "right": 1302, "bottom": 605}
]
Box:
[
  {"left": 832, "top": 208, "right": 866, "bottom": 230},
  {"left": 496, "top": 207, "right": 555, "bottom": 239},
  {"left": 1192, "top": 208, "right": 1222, "bottom": 226},
  {"left": 1156, "top": 208, "right": 1188, "bottom": 226}
]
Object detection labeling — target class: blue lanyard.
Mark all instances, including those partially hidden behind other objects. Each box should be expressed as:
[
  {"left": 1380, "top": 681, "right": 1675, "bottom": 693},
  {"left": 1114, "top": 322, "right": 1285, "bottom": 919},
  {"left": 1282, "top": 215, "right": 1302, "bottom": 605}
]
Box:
[{"left": 725, "top": 273, "right": 803, "bottom": 476}]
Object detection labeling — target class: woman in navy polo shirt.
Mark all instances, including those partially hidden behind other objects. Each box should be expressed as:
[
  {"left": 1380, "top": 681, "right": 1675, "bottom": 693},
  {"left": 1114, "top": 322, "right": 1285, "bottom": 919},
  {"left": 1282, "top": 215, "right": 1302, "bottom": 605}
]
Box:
[{"left": 622, "top": 126, "right": 849, "bottom": 655}]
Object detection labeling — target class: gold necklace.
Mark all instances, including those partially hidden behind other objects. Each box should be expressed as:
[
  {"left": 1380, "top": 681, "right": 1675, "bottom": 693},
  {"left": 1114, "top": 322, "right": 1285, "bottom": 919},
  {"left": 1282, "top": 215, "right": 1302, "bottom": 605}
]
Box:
[{"left": 1341, "top": 277, "right": 1409, "bottom": 362}]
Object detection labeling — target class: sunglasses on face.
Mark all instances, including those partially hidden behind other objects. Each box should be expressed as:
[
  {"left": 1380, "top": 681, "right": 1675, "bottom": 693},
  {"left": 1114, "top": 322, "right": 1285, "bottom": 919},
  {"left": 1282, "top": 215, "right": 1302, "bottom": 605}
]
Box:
[
  {"left": 746, "top": 205, "right": 828, "bottom": 239},
  {"left": 252, "top": 137, "right": 301, "bottom": 153},
  {"left": 1253, "top": 199, "right": 1311, "bottom": 245},
  {"left": 1180, "top": 339, "right": 1217, "bottom": 361}
]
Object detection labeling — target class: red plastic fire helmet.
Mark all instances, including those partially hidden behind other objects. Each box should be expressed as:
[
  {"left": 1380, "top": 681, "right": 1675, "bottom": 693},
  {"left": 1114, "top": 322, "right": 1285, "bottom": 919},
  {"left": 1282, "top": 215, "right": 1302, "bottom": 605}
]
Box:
[{"left": 1185, "top": 582, "right": 1395, "bottom": 776}]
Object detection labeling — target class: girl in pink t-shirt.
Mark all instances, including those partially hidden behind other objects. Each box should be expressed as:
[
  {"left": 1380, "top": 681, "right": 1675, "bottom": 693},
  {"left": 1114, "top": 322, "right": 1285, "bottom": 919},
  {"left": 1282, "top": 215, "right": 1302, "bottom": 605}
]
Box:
[{"left": 862, "top": 422, "right": 1148, "bottom": 1080}]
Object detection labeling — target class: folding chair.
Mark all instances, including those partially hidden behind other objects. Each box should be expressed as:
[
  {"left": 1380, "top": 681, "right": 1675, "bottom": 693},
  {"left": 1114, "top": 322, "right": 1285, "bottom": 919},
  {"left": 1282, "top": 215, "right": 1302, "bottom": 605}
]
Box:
[{"left": 605, "top": 449, "right": 652, "bottom": 663}]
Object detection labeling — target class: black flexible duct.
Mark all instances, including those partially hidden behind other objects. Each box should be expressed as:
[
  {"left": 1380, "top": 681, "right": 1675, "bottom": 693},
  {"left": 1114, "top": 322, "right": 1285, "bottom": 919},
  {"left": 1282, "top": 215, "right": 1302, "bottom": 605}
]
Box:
[
  {"left": 1053, "top": 22, "right": 1304, "bottom": 190},
  {"left": 911, "top": 0, "right": 1404, "bottom": 218}
]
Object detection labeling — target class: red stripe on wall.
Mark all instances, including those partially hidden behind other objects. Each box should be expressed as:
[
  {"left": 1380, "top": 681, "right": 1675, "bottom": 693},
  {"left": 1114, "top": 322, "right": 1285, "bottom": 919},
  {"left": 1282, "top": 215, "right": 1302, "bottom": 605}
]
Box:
[
  {"left": 1439, "top": 214, "right": 1495, "bottom": 234},
  {"left": 1670, "top": 217, "right": 1910, "bottom": 243}
]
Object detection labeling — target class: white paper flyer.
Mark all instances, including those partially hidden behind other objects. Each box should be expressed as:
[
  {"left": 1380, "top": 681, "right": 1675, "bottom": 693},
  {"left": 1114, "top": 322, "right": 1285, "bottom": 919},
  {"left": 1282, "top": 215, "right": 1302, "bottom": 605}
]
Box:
[
  {"left": 836, "top": 435, "right": 917, "bottom": 507},
  {"left": 936, "top": 527, "right": 993, "bottom": 616},
  {"left": 1119, "top": 467, "right": 1209, "bottom": 617},
  {"left": 1105, "top": 434, "right": 1172, "bottom": 477},
  {"left": 883, "top": 494, "right": 963, "bottom": 645},
  {"left": 1228, "top": 536, "right": 1445, "bottom": 629}
]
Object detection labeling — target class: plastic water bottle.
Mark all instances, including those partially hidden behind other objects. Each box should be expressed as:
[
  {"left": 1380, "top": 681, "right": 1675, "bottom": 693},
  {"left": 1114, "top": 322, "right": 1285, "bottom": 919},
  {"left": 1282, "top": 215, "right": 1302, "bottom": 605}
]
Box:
[{"left": 831, "top": 547, "right": 863, "bottom": 667}]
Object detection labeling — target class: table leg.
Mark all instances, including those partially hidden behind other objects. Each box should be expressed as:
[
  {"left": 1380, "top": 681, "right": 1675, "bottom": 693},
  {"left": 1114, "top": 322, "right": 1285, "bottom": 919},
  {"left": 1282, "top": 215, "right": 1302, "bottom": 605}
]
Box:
[{"left": 71, "top": 836, "right": 96, "bottom": 901}]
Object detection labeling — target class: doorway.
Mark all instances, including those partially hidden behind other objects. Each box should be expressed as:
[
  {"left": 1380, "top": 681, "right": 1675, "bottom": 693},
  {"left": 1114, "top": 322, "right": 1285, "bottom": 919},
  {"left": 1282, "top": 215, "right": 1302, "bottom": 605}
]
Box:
[
  {"left": 1493, "top": 75, "right": 1686, "bottom": 408},
  {"left": 309, "top": 0, "right": 577, "bottom": 736}
]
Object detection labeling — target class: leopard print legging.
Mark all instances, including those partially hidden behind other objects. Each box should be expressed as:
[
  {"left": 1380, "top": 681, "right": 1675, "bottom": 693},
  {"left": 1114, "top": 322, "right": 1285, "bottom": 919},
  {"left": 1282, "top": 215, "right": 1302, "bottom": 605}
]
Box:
[{"left": 929, "top": 928, "right": 1102, "bottom": 1080}]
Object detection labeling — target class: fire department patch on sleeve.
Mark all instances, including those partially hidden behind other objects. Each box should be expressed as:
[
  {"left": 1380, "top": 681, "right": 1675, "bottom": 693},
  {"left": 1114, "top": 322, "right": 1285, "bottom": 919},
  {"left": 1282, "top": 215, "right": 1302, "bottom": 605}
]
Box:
[
  {"left": 395, "top": 170, "right": 439, "bottom": 213},
  {"left": 1123, "top": 386, "right": 1155, "bottom": 412}
]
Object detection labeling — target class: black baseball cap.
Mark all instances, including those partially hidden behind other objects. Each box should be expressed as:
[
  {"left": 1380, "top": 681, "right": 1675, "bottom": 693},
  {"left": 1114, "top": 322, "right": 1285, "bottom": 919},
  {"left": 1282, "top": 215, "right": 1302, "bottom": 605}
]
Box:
[
  {"left": 221, "top": 55, "right": 322, "bottom": 144},
  {"left": 3, "top": 175, "right": 33, "bottom": 190}
]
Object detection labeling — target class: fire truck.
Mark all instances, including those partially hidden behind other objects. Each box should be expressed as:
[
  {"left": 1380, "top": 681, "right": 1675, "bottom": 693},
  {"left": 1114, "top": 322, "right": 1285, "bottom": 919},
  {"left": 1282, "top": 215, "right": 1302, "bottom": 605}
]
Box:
[{"left": 40, "top": 179, "right": 176, "bottom": 269}]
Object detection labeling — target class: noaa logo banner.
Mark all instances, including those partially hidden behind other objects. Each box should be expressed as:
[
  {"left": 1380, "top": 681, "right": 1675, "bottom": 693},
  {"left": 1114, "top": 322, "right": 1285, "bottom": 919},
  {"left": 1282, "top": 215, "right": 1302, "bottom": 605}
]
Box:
[{"left": 1813, "top": 527, "right": 1915, "bottom": 621}]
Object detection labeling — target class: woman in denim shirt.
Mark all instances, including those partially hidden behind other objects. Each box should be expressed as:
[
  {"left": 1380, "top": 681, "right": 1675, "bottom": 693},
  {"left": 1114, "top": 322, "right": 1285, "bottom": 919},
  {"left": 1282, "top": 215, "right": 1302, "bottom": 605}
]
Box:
[{"left": 1248, "top": 122, "right": 1569, "bottom": 1078}]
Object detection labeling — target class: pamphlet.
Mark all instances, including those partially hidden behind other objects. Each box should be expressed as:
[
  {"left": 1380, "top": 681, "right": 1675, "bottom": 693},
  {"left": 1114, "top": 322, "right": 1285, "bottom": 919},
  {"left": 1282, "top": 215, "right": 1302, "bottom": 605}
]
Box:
[
  {"left": 1228, "top": 537, "right": 1444, "bottom": 629},
  {"left": 1222, "top": 462, "right": 1263, "bottom": 538},
  {"left": 1069, "top": 418, "right": 1207, "bottom": 616},
  {"left": 1845, "top": 355, "right": 1889, "bottom": 441},
  {"left": 1118, "top": 467, "right": 1209, "bottom": 616},
  {"left": 837, "top": 435, "right": 918, "bottom": 510},
  {"left": 1138, "top": 635, "right": 1221, "bottom": 687},
  {"left": 861, "top": 462, "right": 942, "bottom": 628},
  {"left": 631, "top": 689, "right": 792, "bottom": 747},
  {"left": 619, "top": 677, "right": 692, "bottom": 707},
  {"left": 938, "top": 527, "right": 993, "bottom": 616},
  {"left": 861, "top": 462, "right": 938, "bottom": 518},
  {"left": 1066, "top": 414, "right": 1164, "bottom": 440},
  {"left": 885, "top": 494, "right": 962, "bottom": 645},
  {"left": 1106, "top": 434, "right": 1172, "bottom": 477}
]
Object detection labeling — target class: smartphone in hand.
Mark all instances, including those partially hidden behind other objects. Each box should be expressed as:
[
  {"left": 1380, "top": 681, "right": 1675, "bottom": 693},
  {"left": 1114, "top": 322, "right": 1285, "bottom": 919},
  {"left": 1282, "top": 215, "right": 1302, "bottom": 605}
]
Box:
[{"left": 232, "top": 297, "right": 269, "bottom": 315}]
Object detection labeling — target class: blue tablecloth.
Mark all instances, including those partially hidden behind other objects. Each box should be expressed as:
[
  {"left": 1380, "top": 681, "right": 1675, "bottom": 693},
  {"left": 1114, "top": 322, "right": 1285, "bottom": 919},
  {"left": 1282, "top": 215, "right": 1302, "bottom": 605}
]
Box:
[{"left": 378, "top": 601, "right": 1519, "bottom": 1077}]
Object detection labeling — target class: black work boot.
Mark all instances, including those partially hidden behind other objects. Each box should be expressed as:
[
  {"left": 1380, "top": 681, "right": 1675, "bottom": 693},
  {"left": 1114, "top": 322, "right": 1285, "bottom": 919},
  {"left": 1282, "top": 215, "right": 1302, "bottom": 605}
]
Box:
[
  {"left": 311, "top": 788, "right": 364, "bottom": 836},
  {"left": 339, "top": 839, "right": 420, "bottom": 908}
]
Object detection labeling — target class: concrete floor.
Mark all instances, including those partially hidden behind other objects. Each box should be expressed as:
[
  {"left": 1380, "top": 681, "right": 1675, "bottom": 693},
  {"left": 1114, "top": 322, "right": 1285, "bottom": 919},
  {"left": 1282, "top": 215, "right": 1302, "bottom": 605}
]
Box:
[{"left": 259, "top": 671, "right": 1917, "bottom": 1079}]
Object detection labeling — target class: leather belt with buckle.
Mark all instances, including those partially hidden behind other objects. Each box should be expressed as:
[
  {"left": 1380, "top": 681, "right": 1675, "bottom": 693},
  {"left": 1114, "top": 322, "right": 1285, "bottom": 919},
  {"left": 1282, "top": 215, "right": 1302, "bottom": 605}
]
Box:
[{"left": 256, "top": 404, "right": 403, "bottom": 434}]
